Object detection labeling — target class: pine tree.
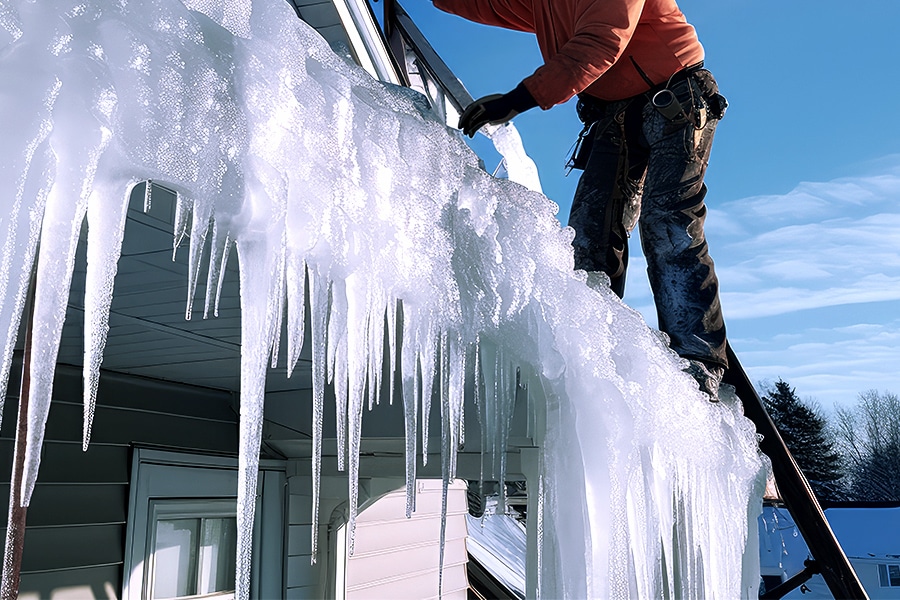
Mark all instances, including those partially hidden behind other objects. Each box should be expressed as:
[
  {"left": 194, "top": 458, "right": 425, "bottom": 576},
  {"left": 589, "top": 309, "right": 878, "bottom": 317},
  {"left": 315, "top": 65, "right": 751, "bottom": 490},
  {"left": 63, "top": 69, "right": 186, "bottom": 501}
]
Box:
[{"left": 763, "top": 379, "right": 845, "bottom": 502}]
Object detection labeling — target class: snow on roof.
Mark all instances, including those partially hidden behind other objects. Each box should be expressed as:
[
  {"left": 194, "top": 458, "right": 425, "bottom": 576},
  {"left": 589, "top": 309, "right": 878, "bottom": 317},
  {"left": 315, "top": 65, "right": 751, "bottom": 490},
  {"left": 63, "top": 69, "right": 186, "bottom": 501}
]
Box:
[{"left": 823, "top": 505, "right": 900, "bottom": 559}]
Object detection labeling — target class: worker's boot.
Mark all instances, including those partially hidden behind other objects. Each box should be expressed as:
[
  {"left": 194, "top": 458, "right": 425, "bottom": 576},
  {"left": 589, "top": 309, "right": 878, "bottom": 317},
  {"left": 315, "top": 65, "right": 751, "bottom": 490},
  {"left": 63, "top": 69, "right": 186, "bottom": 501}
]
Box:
[{"left": 684, "top": 359, "right": 724, "bottom": 402}]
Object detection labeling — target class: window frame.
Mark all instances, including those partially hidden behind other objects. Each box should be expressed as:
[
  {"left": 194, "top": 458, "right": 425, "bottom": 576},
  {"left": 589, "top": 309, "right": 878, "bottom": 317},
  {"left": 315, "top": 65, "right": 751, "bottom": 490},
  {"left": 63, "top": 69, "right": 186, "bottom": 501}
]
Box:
[
  {"left": 879, "top": 563, "right": 900, "bottom": 588},
  {"left": 123, "top": 448, "right": 285, "bottom": 600}
]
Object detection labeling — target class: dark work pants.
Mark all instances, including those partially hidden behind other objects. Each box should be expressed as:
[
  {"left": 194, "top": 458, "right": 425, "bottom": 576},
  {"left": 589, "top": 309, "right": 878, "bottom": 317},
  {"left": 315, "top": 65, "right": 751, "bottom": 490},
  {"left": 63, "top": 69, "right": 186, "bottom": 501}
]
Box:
[{"left": 568, "top": 70, "right": 728, "bottom": 367}]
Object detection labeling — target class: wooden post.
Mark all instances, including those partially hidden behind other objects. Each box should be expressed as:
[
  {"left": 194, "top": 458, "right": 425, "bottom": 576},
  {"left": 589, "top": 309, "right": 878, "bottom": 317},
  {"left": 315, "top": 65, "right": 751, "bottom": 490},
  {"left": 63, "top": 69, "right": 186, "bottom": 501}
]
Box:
[{"left": 1, "top": 268, "right": 37, "bottom": 599}]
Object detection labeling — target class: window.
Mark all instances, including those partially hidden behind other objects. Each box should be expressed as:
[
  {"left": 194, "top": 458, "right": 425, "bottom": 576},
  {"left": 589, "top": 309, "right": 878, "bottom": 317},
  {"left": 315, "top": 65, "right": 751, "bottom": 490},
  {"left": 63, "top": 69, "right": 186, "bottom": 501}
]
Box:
[
  {"left": 123, "top": 449, "right": 285, "bottom": 600},
  {"left": 879, "top": 563, "right": 900, "bottom": 587},
  {"left": 147, "top": 500, "right": 237, "bottom": 599}
]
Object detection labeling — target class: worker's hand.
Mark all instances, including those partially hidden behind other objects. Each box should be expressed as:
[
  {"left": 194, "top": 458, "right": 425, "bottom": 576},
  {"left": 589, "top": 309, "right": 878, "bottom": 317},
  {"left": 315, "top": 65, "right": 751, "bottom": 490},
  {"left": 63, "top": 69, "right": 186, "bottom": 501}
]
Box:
[{"left": 458, "top": 82, "right": 538, "bottom": 137}]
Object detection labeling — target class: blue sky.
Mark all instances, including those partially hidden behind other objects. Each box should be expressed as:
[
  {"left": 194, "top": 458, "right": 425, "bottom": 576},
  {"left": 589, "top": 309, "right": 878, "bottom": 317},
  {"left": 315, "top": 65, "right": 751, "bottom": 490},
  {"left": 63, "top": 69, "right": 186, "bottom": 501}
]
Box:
[{"left": 404, "top": 0, "right": 900, "bottom": 412}]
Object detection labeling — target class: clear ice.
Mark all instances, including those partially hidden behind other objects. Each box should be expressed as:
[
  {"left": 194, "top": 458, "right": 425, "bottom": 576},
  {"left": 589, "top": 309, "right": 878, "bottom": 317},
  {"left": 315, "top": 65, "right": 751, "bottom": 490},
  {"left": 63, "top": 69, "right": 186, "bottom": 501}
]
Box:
[{"left": 0, "top": 0, "right": 767, "bottom": 598}]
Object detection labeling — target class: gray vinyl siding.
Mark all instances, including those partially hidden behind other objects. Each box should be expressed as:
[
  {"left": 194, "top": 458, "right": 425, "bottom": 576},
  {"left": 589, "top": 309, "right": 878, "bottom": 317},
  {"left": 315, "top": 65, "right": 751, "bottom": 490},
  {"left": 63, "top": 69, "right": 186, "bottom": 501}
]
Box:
[
  {"left": 0, "top": 356, "right": 239, "bottom": 597},
  {"left": 285, "top": 473, "right": 327, "bottom": 598}
]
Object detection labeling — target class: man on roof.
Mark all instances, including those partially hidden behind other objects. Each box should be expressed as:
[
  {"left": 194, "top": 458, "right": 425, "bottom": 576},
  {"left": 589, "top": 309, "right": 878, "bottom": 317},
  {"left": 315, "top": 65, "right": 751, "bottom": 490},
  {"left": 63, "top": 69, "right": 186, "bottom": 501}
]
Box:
[{"left": 432, "top": 0, "right": 730, "bottom": 401}]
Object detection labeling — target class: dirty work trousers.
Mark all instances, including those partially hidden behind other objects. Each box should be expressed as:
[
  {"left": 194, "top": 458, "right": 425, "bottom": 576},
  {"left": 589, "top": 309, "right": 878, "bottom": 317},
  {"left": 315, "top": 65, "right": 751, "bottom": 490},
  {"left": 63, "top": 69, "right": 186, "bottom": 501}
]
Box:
[{"left": 567, "top": 68, "right": 727, "bottom": 367}]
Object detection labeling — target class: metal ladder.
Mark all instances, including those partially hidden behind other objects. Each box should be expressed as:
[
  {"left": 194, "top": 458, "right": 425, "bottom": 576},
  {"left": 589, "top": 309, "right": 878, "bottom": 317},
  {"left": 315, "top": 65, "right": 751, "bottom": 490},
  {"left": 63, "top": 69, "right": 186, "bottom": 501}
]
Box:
[{"left": 724, "top": 342, "right": 868, "bottom": 599}]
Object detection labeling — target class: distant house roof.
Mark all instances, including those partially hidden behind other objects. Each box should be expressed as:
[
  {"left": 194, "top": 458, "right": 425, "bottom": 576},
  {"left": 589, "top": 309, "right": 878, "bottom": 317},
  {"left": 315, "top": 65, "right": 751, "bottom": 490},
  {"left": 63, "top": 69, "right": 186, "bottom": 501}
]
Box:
[
  {"left": 822, "top": 504, "right": 900, "bottom": 559},
  {"left": 760, "top": 503, "right": 900, "bottom": 599},
  {"left": 760, "top": 504, "right": 900, "bottom": 573}
]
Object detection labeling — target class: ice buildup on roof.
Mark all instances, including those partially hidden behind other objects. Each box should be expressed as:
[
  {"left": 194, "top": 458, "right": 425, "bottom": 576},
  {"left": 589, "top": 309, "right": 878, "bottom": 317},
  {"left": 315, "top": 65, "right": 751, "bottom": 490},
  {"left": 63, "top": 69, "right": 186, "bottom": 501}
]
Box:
[{"left": 0, "top": 0, "right": 767, "bottom": 597}]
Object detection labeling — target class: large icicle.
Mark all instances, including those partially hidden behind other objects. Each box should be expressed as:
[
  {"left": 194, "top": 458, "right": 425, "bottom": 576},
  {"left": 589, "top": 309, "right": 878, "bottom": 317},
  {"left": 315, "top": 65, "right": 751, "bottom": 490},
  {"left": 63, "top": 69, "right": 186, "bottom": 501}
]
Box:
[
  {"left": 233, "top": 231, "right": 283, "bottom": 599},
  {"left": 0, "top": 36, "right": 60, "bottom": 418},
  {"left": 400, "top": 302, "right": 419, "bottom": 517},
  {"left": 307, "top": 263, "right": 329, "bottom": 561},
  {"left": 344, "top": 272, "right": 369, "bottom": 555},
  {"left": 0, "top": 141, "right": 51, "bottom": 429},
  {"left": 22, "top": 79, "right": 111, "bottom": 502},
  {"left": 81, "top": 175, "right": 135, "bottom": 449}
]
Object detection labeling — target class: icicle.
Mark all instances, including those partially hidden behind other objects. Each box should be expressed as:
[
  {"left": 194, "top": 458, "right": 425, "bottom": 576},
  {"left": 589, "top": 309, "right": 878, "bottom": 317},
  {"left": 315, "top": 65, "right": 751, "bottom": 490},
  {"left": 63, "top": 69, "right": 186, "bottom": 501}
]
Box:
[
  {"left": 457, "top": 366, "right": 466, "bottom": 455},
  {"left": 233, "top": 235, "right": 280, "bottom": 600},
  {"left": 203, "top": 219, "right": 225, "bottom": 319},
  {"left": 498, "top": 359, "right": 518, "bottom": 511},
  {"left": 0, "top": 53, "right": 60, "bottom": 368},
  {"left": 438, "top": 462, "right": 449, "bottom": 599},
  {"left": 285, "top": 252, "right": 306, "bottom": 378},
  {"left": 21, "top": 240, "right": 80, "bottom": 508},
  {"left": 268, "top": 243, "right": 286, "bottom": 369},
  {"left": 364, "top": 306, "right": 376, "bottom": 412},
  {"left": 400, "top": 304, "right": 418, "bottom": 517},
  {"left": 344, "top": 272, "right": 369, "bottom": 556},
  {"left": 308, "top": 264, "right": 329, "bottom": 563},
  {"left": 171, "top": 193, "right": 190, "bottom": 261},
  {"left": 479, "top": 341, "right": 499, "bottom": 479},
  {"left": 329, "top": 280, "right": 348, "bottom": 472},
  {"left": 497, "top": 355, "right": 507, "bottom": 510},
  {"left": 365, "top": 297, "right": 382, "bottom": 411},
  {"left": 447, "top": 333, "right": 466, "bottom": 476},
  {"left": 419, "top": 323, "right": 437, "bottom": 466},
  {"left": 0, "top": 140, "right": 52, "bottom": 430},
  {"left": 82, "top": 177, "right": 136, "bottom": 450},
  {"left": 235, "top": 390, "right": 263, "bottom": 600},
  {"left": 185, "top": 200, "right": 213, "bottom": 321},
  {"left": 438, "top": 330, "right": 451, "bottom": 598},
  {"left": 537, "top": 465, "right": 545, "bottom": 597},
  {"left": 387, "top": 299, "right": 398, "bottom": 405},
  {"left": 402, "top": 372, "right": 418, "bottom": 518},
  {"left": 143, "top": 179, "right": 153, "bottom": 212},
  {"left": 473, "top": 342, "right": 520, "bottom": 512},
  {"left": 22, "top": 100, "right": 106, "bottom": 503},
  {"left": 213, "top": 234, "right": 234, "bottom": 318},
  {"left": 473, "top": 335, "right": 485, "bottom": 494}
]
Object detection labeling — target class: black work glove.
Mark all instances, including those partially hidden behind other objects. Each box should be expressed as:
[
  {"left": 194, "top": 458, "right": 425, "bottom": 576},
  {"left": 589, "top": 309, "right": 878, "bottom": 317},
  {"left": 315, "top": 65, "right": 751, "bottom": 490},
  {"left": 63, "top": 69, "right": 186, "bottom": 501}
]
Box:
[{"left": 458, "top": 82, "right": 538, "bottom": 137}]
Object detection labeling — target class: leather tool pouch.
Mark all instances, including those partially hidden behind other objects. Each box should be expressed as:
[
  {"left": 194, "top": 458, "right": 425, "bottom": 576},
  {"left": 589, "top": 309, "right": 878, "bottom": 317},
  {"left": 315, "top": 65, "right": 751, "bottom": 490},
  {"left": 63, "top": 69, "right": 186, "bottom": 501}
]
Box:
[{"left": 692, "top": 69, "right": 728, "bottom": 120}]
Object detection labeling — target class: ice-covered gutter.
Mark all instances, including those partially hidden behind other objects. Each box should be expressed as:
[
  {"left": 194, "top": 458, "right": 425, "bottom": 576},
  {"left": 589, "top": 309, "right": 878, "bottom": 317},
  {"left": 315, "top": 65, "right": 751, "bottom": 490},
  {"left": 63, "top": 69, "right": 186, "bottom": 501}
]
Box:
[
  {"left": 0, "top": 0, "right": 766, "bottom": 598},
  {"left": 466, "top": 496, "right": 527, "bottom": 599}
]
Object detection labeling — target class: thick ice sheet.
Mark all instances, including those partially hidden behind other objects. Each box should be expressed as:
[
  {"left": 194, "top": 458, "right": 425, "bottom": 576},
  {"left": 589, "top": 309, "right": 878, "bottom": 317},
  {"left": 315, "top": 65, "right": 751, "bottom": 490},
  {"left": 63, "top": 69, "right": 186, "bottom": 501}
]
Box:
[{"left": 0, "top": 0, "right": 766, "bottom": 597}]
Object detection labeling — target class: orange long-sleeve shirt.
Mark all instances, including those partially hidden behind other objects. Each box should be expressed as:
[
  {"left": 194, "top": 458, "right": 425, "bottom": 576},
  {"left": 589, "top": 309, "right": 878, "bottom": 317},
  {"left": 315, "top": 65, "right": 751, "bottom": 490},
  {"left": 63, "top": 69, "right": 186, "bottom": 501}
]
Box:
[{"left": 433, "top": 0, "right": 705, "bottom": 108}]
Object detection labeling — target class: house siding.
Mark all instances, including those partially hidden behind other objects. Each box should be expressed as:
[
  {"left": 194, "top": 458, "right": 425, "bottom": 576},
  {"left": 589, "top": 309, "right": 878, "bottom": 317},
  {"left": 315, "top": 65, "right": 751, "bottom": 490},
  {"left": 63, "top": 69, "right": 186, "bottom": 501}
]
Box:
[
  {"left": 285, "top": 472, "right": 329, "bottom": 598},
  {"left": 281, "top": 465, "right": 402, "bottom": 598},
  {"left": 345, "top": 480, "right": 469, "bottom": 600},
  {"left": 1, "top": 357, "right": 239, "bottom": 598}
]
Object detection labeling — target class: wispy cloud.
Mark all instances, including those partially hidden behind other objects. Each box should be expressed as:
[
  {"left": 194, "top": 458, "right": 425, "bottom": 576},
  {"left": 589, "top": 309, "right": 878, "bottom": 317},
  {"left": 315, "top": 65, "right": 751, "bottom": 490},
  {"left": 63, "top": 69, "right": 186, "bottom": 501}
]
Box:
[
  {"left": 731, "top": 317, "right": 900, "bottom": 411},
  {"left": 719, "top": 160, "right": 900, "bottom": 406},
  {"left": 621, "top": 155, "right": 900, "bottom": 408},
  {"left": 721, "top": 275, "right": 900, "bottom": 319},
  {"left": 709, "top": 158, "right": 900, "bottom": 318},
  {"left": 716, "top": 160, "right": 900, "bottom": 225}
]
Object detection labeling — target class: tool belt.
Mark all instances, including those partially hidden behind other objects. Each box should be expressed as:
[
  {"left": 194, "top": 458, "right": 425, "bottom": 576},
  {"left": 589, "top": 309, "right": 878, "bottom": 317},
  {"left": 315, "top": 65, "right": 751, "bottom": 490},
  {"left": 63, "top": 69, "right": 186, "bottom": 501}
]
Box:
[{"left": 567, "top": 63, "right": 727, "bottom": 171}]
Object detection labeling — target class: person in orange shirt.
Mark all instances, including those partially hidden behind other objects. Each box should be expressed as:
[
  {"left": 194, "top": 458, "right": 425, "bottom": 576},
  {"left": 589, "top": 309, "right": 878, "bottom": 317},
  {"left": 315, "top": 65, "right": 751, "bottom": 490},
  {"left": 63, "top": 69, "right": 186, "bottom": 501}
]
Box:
[{"left": 433, "top": 0, "right": 730, "bottom": 400}]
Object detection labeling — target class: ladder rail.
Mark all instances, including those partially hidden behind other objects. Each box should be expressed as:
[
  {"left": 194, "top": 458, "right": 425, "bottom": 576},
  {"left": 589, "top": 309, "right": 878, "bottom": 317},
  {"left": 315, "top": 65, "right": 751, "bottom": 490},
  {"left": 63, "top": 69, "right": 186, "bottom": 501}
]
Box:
[{"left": 724, "top": 342, "right": 868, "bottom": 599}]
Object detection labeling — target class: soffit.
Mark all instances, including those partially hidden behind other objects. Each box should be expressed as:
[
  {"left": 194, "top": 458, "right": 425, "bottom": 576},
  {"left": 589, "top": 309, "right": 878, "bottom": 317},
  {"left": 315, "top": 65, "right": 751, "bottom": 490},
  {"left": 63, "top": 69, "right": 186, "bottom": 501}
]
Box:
[{"left": 57, "top": 184, "right": 312, "bottom": 395}]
